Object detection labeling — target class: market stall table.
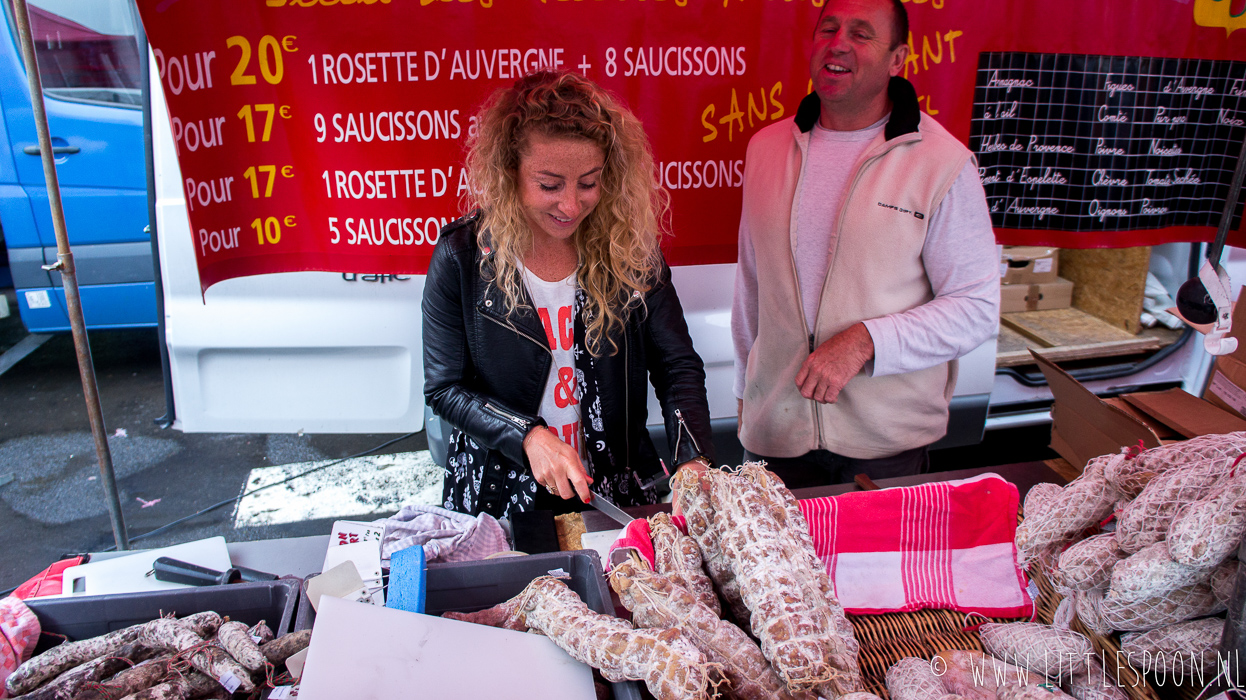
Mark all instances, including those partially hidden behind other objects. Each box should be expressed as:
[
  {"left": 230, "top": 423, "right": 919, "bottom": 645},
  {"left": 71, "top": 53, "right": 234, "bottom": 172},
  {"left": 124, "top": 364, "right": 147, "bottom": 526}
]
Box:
[{"left": 20, "top": 460, "right": 1072, "bottom": 700}]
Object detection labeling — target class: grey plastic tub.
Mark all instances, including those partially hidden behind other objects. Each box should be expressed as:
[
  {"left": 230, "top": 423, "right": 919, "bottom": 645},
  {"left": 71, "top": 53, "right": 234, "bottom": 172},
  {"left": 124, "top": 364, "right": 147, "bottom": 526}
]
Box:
[
  {"left": 295, "top": 549, "right": 640, "bottom": 700},
  {"left": 24, "top": 578, "right": 300, "bottom": 656}
]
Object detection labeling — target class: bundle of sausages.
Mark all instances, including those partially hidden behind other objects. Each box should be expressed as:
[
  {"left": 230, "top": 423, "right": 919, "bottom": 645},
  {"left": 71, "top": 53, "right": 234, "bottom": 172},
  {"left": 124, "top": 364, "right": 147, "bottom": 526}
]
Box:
[
  {"left": 445, "top": 575, "right": 718, "bottom": 700},
  {"left": 446, "top": 462, "right": 863, "bottom": 699},
  {"left": 671, "top": 463, "right": 861, "bottom": 698},
  {"left": 5, "top": 612, "right": 310, "bottom": 700},
  {"left": 1014, "top": 431, "right": 1246, "bottom": 686}
]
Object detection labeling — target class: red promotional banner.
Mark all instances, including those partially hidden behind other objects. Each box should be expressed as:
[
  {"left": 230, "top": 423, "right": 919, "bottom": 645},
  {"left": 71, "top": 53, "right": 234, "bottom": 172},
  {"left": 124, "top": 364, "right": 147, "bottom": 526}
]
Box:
[{"left": 135, "top": 0, "right": 1246, "bottom": 291}]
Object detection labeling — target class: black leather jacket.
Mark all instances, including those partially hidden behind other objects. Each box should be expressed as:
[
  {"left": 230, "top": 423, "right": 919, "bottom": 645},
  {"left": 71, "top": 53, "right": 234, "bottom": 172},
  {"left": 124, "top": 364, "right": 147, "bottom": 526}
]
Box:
[{"left": 423, "top": 212, "right": 715, "bottom": 515}]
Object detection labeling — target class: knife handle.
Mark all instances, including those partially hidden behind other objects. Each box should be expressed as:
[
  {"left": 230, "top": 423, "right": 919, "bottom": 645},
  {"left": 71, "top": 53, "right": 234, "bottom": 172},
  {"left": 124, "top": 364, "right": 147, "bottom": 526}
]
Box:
[
  {"left": 234, "top": 565, "right": 278, "bottom": 582},
  {"left": 153, "top": 557, "right": 238, "bottom": 586}
]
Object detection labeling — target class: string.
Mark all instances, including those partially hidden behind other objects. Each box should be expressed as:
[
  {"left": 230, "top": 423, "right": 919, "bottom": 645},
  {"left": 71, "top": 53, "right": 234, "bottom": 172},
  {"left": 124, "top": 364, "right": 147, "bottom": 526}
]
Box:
[
  {"left": 962, "top": 611, "right": 991, "bottom": 632},
  {"left": 1228, "top": 450, "right": 1246, "bottom": 479}
]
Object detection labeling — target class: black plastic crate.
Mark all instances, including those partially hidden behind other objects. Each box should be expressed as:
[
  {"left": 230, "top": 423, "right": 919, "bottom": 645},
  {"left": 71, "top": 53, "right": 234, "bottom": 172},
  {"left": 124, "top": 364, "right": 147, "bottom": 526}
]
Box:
[
  {"left": 294, "top": 550, "right": 639, "bottom": 700},
  {"left": 25, "top": 579, "right": 299, "bottom": 656}
]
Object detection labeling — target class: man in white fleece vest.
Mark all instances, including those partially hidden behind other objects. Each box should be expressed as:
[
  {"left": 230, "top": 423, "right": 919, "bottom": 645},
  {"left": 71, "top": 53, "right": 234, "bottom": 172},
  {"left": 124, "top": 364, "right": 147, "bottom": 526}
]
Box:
[{"left": 731, "top": 0, "right": 999, "bottom": 487}]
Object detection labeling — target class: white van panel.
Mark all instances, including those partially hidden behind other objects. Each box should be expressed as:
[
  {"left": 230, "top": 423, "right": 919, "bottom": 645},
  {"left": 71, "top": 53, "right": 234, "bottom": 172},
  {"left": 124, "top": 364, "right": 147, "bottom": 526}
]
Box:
[{"left": 657, "top": 263, "right": 737, "bottom": 421}]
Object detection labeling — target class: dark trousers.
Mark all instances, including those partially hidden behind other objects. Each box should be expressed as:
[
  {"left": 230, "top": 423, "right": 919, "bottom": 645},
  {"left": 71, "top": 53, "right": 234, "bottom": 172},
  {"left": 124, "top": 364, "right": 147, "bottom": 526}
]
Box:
[{"left": 743, "top": 445, "right": 929, "bottom": 490}]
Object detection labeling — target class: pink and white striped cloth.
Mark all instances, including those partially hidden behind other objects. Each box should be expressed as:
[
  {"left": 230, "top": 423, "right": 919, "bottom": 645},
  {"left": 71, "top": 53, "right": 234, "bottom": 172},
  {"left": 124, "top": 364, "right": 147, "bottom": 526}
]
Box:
[
  {"left": 799, "top": 472, "right": 1033, "bottom": 616},
  {"left": 621, "top": 472, "right": 1035, "bottom": 617}
]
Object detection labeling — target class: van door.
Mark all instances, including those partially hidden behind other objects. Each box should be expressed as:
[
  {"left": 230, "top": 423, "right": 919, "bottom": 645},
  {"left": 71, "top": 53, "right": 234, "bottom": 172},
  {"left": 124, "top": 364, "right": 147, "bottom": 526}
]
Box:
[{"left": 0, "top": 0, "right": 152, "bottom": 332}]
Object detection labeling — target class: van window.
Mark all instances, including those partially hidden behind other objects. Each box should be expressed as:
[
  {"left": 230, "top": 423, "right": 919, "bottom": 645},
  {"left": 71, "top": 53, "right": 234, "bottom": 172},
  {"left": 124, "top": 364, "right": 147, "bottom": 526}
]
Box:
[{"left": 13, "top": 0, "right": 141, "bottom": 108}]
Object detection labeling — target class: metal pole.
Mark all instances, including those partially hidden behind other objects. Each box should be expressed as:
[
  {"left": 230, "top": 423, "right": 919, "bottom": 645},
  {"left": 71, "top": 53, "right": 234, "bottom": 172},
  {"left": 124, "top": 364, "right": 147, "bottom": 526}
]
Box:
[
  {"left": 1207, "top": 133, "right": 1246, "bottom": 268},
  {"left": 11, "top": 0, "right": 129, "bottom": 549}
]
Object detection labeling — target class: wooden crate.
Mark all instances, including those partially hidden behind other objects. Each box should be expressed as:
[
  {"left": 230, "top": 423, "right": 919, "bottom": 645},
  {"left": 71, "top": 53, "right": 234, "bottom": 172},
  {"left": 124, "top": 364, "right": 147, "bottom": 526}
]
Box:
[
  {"left": 996, "top": 308, "right": 1182, "bottom": 368},
  {"left": 995, "top": 246, "right": 1184, "bottom": 367},
  {"left": 1058, "top": 247, "right": 1151, "bottom": 335}
]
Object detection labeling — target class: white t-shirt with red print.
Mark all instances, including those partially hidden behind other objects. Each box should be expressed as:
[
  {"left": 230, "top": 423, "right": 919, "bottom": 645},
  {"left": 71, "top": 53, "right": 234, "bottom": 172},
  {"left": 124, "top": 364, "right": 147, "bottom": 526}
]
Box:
[{"left": 520, "top": 266, "right": 582, "bottom": 457}]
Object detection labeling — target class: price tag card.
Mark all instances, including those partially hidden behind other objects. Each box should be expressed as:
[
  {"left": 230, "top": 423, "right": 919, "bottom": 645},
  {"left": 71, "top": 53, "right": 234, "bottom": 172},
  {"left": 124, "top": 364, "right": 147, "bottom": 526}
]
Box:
[
  {"left": 329, "top": 521, "right": 384, "bottom": 547},
  {"left": 322, "top": 541, "right": 382, "bottom": 582},
  {"left": 217, "top": 672, "right": 243, "bottom": 694}
]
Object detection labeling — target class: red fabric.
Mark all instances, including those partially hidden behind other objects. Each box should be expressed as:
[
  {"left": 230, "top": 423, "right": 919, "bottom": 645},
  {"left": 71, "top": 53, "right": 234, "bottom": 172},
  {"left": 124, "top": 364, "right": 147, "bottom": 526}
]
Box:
[
  {"left": 607, "top": 518, "right": 655, "bottom": 570},
  {"left": 134, "top": 0, "right": 1246, "bottom": 292},
  {"left": 12, "top": 557, "right": 84, "bottom": 600},
  {"left": 644, "top": 475, "right": 1033, "bottom": 617},
  {"left": 0, "top": 597, "right": 40, "bottom": 699}
]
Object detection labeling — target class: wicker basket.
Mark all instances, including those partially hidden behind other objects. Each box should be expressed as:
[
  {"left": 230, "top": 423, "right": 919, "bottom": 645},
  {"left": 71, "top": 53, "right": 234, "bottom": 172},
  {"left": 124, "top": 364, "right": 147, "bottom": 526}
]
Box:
[
  {"left": 841, "top": 562, "right": 1197, "bottom": 700},
  {"left": 845, "top": 607, "right": 989, "bottom": 698}
]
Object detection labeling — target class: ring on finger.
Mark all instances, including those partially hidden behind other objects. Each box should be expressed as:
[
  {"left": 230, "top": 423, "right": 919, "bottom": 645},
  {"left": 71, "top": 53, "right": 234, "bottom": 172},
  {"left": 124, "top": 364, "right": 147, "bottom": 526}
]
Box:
[{"left": 545, "top": 482, "right": 558, "bottom": 495}]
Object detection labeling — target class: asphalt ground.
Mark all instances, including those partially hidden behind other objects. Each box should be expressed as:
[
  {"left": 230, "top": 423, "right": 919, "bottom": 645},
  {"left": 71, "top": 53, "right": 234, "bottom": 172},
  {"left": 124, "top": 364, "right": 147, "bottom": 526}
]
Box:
[
  {"left": 0, "top": 287, "right": 1057, "bottom": 592},
  {"left": 0, "top": 293, "right": 430, "bottom": 591}
]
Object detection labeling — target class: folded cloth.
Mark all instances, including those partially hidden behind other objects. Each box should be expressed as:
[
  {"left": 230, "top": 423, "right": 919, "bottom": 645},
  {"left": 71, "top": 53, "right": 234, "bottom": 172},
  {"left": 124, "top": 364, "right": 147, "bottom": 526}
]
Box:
[
  {"left": 607, "top": 519, "right": 655, "bottom": 570},
  {"left": 0, "top": 597, "right": 40, "bottom": 699},
  {"left": 379, "top": 505, "right": 509, "bottom": 565},
  {"left": 799, "top": 472, "right": 1033, "bottom": 617}
]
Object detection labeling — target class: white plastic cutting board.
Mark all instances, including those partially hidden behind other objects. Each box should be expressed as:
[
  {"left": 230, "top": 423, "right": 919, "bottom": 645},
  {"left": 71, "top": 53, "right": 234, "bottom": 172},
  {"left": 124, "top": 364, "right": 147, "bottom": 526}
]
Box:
[
  {"left": 298, "top": 596, "right": 596, "bottom": 700},
  {"left": 580, "top": 529, "right": 623, "bottom": 570},
  {"left": 59, "top": 537, "right": 232, "bottom": 596}
]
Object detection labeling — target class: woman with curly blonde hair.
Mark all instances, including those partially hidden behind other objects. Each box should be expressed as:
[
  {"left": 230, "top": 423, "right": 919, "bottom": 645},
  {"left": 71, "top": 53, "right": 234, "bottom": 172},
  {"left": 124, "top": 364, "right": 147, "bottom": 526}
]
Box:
[{"left": 423, "top": 70, "right": 714, "bottom": 517}]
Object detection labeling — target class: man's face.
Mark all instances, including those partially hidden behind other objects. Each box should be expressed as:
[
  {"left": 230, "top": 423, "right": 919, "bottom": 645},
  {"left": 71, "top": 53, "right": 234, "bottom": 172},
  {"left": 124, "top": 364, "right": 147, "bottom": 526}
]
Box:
[{"left": 809, "top": 0, "right": 908, "bottom": 121}]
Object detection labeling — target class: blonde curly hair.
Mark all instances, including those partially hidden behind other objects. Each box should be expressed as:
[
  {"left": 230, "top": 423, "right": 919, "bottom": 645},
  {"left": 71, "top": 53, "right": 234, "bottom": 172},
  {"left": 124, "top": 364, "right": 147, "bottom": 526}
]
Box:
[{"left": 464, "top": 70, "right": 668, "bottom": 356}]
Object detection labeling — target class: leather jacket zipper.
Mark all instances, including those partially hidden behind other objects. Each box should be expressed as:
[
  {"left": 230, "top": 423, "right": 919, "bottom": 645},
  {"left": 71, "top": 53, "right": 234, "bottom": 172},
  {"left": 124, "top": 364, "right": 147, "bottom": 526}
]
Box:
[
  {"left": 480, "top": 307, "right": 553, "bottom": 356},
  {"left": 483, "top": 402, "right": 532, "bottom": 432},
  {"left": 673, "top": 408, "right": 702, "bottom": 462},
  {"left": 478, "top": 307, "right": 550, "bottom": 433}
]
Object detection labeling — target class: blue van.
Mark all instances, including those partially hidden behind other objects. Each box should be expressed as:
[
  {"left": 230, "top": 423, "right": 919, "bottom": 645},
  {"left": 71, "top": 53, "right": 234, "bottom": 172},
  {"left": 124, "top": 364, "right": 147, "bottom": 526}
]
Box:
[{"left": 0, "top": 0, "right": 153, "bottom": 333}]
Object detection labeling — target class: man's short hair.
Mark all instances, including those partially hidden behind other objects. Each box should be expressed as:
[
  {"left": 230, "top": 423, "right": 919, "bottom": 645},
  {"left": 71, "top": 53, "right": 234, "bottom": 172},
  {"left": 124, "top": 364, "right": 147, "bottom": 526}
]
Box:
[{"left": 889, "top": 0, "right": 909, "bottom": 50}]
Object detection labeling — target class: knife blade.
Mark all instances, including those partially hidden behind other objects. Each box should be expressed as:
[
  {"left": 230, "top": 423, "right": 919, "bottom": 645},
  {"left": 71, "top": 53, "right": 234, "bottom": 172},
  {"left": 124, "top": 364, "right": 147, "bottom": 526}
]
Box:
[{"left": 588, "top": 490, "right": 634, "bottom": 525}]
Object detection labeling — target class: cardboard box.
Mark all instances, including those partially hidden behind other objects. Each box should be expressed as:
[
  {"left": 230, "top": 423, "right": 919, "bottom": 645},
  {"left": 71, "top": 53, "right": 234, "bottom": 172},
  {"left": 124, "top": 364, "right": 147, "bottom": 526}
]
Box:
[
  {"left": 1206, "top": 355, "right": 1246, "bottom": 420},
  {"left": 1035, "top": 352, "right": 1246, "bottom": 470},
  {"left": 1000, "top": 277, "right": 1074, "bottom": 313},
  {"left": 1001, "top": 246, "right": 1060, "bottom": 284},
  {"left": 1203, "top": 290, "right": 1246, "bottom": 419}
]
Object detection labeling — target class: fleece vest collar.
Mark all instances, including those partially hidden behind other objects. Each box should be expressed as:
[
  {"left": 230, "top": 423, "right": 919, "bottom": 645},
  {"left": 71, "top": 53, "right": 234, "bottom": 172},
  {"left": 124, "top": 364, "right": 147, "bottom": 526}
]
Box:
[{"left": 794, "top": 76, "right": 922, "bottom": 140}]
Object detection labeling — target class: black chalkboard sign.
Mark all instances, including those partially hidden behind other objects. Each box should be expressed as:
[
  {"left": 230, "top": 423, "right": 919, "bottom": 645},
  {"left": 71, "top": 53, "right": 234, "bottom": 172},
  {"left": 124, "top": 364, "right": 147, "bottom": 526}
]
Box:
[{"left": 970, "top": 52, "right": 1246, "bottom": 233}]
